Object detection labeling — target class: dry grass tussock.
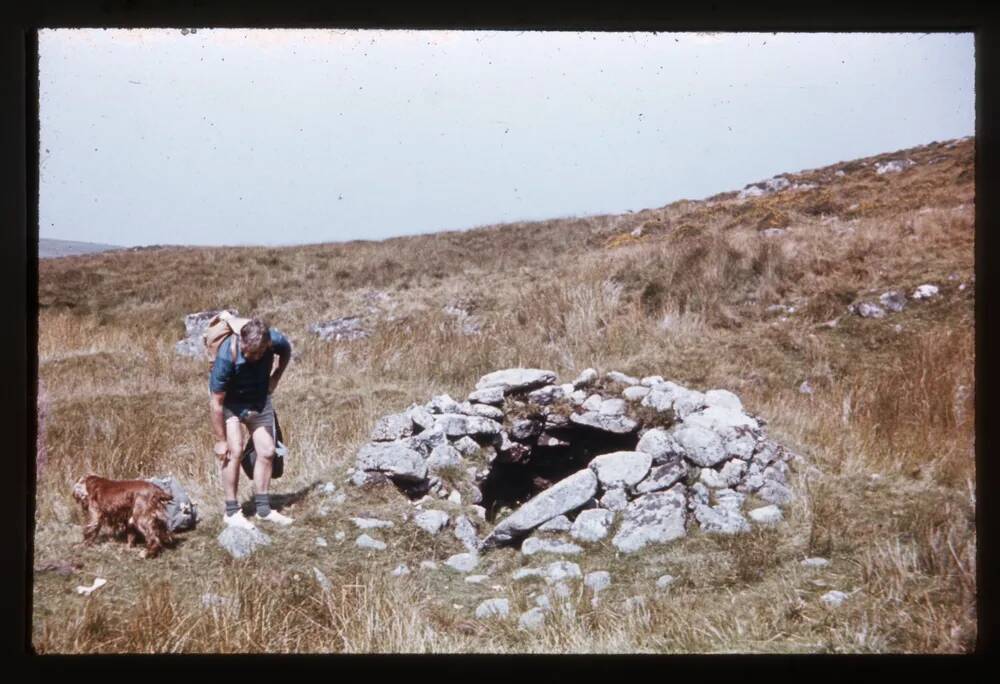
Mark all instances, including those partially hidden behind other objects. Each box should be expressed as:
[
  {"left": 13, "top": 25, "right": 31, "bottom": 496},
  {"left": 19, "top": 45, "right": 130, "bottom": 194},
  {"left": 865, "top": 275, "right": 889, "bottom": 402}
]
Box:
[{"left": 34, "top": 137, "right": 975, "bottom": 653}]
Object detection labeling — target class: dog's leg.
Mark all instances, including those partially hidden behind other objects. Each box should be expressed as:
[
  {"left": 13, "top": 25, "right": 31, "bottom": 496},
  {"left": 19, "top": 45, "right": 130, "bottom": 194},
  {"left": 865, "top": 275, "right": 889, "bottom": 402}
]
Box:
[{"left": 82, "top": 507, "right": 102, "bottom": 544}]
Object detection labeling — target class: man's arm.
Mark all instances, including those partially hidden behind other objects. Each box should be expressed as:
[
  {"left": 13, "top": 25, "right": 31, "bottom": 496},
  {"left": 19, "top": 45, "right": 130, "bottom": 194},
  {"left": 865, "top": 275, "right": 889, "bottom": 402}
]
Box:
[
  {"left": 209, "top": 339, "right": 235, "bottom": 459},
  {"left": 268, "top": 331, "right": 292, "bottom": 394}
]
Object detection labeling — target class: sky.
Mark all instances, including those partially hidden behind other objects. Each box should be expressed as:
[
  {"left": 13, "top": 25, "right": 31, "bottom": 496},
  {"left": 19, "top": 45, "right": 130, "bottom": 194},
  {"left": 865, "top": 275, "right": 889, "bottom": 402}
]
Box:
[{"left": 38, "top": 30, "right": 975, "bottom": 248}]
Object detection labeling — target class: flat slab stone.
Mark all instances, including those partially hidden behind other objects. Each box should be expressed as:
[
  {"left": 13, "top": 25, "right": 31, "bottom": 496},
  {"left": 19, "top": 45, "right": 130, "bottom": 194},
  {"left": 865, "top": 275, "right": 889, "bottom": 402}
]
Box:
[
  {"left": 468, "top": 386, "right": 505, "bottom": 405},
  {"left": 585, "top": 570, "right": 611, "bottom": 592},
  {"left": 572, "top": 368, "right": 599, "bottom": 388},
  {"left": 350, "top": 517, "right": 394, "bottom": 529},
  {"left": 217, "top": 526, "right": 271, "bottom": 559},
  {"left": 589, "top": 451, "right": 652, "bottom": 488},
  {"left": 521, "top": 536, "right": 584, "bottom": 556},
  {"left": 611, "top": 485, "right": 688, "bottom": 553},
  {"left": 370, "top": 412, "right": 414, "bottom": 441},
  {"left": 692, "top": 503, "right": 751, "bottom": 534},
  {"left": 634, "top": 460, "right": 686, "bottom": 495},
  {"left": 570, "top": 411, "right": 639, "bottom": 434},
  {"left": 434, "top": 413, "right": 503, "bottom": 438},
  {"left": 355, "top": 534, "right": 388, "bottom": 550},
  {"left": 482, "top": 469, "right": 598, "bottom": 548},
  {"left": 356, "top": 442, "right": 428, "bottom": 481},
  {"left": 748, "top": 505, "right": 783, "bottom": 525},
  {"left": 537, "top": 515, "right": 573, "bottom": 532},
  {"left": 476, "top": 369, "right": 558, "bottom": 394}
]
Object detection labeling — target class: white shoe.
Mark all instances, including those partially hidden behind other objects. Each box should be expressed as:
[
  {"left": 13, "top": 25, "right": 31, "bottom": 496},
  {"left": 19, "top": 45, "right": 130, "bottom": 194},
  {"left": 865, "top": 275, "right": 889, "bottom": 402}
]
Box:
[
  {"left": 256, "top": 510, "right": 294, "bottom": 526},
  {"left": 224, "top": 510, "right": 257, "bottom": 530}
]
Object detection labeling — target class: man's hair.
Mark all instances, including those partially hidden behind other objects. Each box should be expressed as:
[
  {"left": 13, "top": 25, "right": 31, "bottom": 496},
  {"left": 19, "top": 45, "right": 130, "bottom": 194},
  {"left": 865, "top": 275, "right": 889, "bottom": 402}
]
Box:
[{"left": 240, "top": 318, "right": 271, "bottom": 356}]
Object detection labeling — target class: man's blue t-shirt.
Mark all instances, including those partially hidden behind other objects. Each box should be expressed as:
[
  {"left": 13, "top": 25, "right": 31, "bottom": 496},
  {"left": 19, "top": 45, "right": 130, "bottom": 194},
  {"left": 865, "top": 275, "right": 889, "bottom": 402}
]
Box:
[{"left": 209, "top": 328, "right": 291, "bottom": 413}]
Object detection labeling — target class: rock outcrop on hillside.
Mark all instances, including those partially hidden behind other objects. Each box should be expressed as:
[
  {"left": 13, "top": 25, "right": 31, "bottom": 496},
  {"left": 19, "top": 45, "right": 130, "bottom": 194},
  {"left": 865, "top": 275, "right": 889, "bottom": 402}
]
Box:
[{"left": 351, "top": 367, "right": 800, "bottom": 557}]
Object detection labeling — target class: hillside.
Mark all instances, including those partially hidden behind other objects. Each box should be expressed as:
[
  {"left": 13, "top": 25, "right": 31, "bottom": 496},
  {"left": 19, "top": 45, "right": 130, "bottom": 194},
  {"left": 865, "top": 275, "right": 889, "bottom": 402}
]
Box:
[
  {"left": 38, "top": 238, "right": 124, "bottom": 259},
  {"left": 33, "top": 136, "right": 975, "bottom": 653}
]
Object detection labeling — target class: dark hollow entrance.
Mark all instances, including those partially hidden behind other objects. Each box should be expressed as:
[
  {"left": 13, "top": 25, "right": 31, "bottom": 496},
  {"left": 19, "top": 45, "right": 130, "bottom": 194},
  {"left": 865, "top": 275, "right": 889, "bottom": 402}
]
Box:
[{"left": 479, "top": 425, "right": 640, "bottom": 522}]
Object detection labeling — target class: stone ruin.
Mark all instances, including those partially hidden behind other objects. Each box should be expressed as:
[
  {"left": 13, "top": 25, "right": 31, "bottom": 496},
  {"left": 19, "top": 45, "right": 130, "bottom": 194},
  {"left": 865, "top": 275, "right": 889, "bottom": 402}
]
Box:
[{"left": 351, "top": 367, "right": 799, "bottom": 556}]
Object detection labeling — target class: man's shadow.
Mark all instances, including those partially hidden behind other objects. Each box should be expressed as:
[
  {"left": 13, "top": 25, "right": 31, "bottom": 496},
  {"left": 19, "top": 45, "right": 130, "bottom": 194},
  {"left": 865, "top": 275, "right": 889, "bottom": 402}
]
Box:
[{"left": 240, "top": 480, "right": 322, "bottom": 517}]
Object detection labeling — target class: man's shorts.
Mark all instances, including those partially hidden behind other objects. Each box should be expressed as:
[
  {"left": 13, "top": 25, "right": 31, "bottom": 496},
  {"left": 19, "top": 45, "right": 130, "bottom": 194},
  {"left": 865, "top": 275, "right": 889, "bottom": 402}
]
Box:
[{"left": 223, "top": 396, "right": 276, "bottom": 438}]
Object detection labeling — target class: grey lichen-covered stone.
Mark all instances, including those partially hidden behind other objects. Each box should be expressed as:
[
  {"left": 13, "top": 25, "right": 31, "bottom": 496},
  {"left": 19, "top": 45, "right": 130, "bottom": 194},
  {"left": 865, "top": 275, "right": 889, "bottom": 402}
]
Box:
[
  {"left": 518, "top": 607, "right": 546, "bottom": 631},
  {"left": 413, "top": 509, "right": 450, "bottom": 535},
  {"left": 407, "top": 404, "right": 436, "bottom": 431},
  {"left": 758, "top": 479, "right": 794, "bottom": 505},
  {"left": 520, "top": 536, "right": 584, "bottom": 556},
  {"left": 370, "top": 412, "right": 414, "bottom": 441},
  {"left": 801, "top": 557, "right": 830, "bottom": 568},
  {"left": 636, "top": 428, "right": 683, "bottom": 464},
  {"left": 475, "top": 598, "right": 510, "bottom": 619},
  {"left": 350, "top": 516, "right": 394, "bottom": 529},
  {"left": 643, "top": 382, "right": 706, "bottom": 419},
  {"left": 692, "top": 503, "right": 750, "bottom": 534},
  {"left": 585, "top": 570, "right": 611, "bottom": 593},
  {"left": 670, "top": 424, "right": 728, "bottom": 467},
  {"left": 356, "top": 442, "right": 428, "bottom": 481},
  {"left": 453, "top": 436, "right": 481, "bottom": 457},
  {"left": 468, "top": 403, "right": 505, "bottom": 421},
  {"left": 355, "top": 534, "right": 388, "bottom": 550},
  {"left": 879, "top": 291, "right": 907, "bottom": 313},
  {"left": 544, "top": 560, "right": 583, "bottom": 583},
  {"left": 445, "top": 552, "right": 480, "bottom": 573},
  {"left": 599, "top": 398, "right": 627, "bottom": 416},
  {"left": 482, "top": 469, "right": 598, "bottom": 548},
  {"left": 623, "top": 385, "right": 651, "bottom": 401},
  {"left": 528, "top": 384, "right": 566, "bottom": 405},
  {"left": 427, "top": 444, "right": 463, "bottom": 472},
  {"left": 589, "top": 451, "right": 652, "bottom": 488},
  {"left": 468, "top": 386, "right": 505, "bottom": 405},
  {"left": 699, "top": 466, "right": 729, "bottom": 489},
  {"left": 683, "top": 405, "right": 761, "bottom": 459},
  {"left": 569, "top": 389, "right": 589, "bottom": 405},
  {"left": 407, "top": 425, "right": 448, "bottom": 456},
  {"left": 634, "top": 459, "right": 686, "bottom": 494},
  {"left": 599, "top": 487, "right": 628, "bottom": 512},
  {"left": 612, "top": 485, "right": 688, "bottom": 553},
  {"left": 572, "top": 368, "right": 599, "bottom": 388},
  {"left": 820, "top": 590, "right": 849, "bottom": 608},
  {"left": 427, "top": 394, "right": 461, "bottom": 414},
  {"left": 476, "top": 368, "right": 558, "bottom": 394},
  {"left": 581, "top": 394, "right": 603, "bottom": 412},
  {"left": 912, "top": 283, "right": 939, "bottom": 300},
  {"left": 606, "top": 371, "right": 640, "bottom": 385},
  {"left": 513, "top": 567, "right": 544, "bottom": 581},
  {"left": 689, "top": 482, "right": 710, "bottom": 507},
  {"left": 570, "top": 509, "right": 614, "bottom": 542},
  {"left": 570, "top": 411, "right": 639, "bottom": 434},
  {"left": 217, "top": 526, "right": 272, "bottom": 559},
  {"left": 748, "top": 505, "right": 783, "bottom": 525},
  {"left": 315, "top": 536, "right": 328, "bottom": 547},
  {"left": 703, "top": 389, "right": 743, "bottom": 413},
  {"left": 719, "top": 458, "right": 748, "bottom": 486},
  {"left": 713, "top": 488, "right": 746, "bottom": 513},
  {"left": 453, "top": 515, "right": 480, "bottom": 552},
  {"left": 537, "top": 515, "right": 572, "bottom": 532},
  {"left": 434, "top": 413, "right": 503, "bottom": 438},
  {"left": 655, "top": 574, "right": 676, "bottom": 589},
  {"left": 641, "top": 375, "right": 665, "bottom": 387}
]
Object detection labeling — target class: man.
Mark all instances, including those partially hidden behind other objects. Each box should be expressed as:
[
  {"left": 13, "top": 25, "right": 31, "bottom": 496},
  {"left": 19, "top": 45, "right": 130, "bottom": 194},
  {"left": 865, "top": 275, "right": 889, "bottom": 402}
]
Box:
[{"left": 209, "top": 317, "right": 294, "bottom": 529}]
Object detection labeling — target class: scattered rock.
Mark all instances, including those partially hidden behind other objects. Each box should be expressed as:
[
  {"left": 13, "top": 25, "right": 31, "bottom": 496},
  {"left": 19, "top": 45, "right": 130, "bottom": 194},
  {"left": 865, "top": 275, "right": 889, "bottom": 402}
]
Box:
[
  {"left": 310, "top": 316, "right": 368, "bottom": 342},
  {"left": 912, "top": 284, "right": 940, "bottom": 300},
  {"left": 655, "top": 575, "right": 676, "bottom": 589},
  {"left": 799, "top": 380, "right": 814, "bottom": 395},
  {"left": 217, "top": 526, "right": 271, "bottom": 559},
  {"left": 391, "top": 564, "right": 411, "bottom": 577},
  {"left": 545, "top": 560, "right": 583, "bottom": 583},
  {"left": 572, "top": 368, "right": 599, "bottom": 388},
  {"left": 820, "top": 590, "right": 849, "bottom": 608},
  {"left": 475, "top": 598, "right": 510, "bottom": 619},
  {"left": 850, "top": 302, "right": 886, "bottom": 319},
  {"left": 313, "top": 567, "right": 333, "bottom": 593},
  {"left": 874, "top": 159, "right": 914, "bottom": 175},
  {"left": 445, "top": 552, "right": 480, "bottom": 573},
  {"left": 518, "top": 607, "right": 546, "bottom": 631},
  {"left": 413, "top": 509, "right": 450, "bottom": 535},
  {"left": 693, "top": 503, "right": 751, "bottom": 534},
  {"left": 879, "top": 291, "right": 907, "bottom": 313},
  {"left": 585, "top": 571, "right": 612, "bottom": 593},
  {"left": 453, "top": 515, "right": 480, "bottom": 552},
  {"left": 521, "top": 536, "right": 584, "bottom": 556},
  {"left": 355, "top": 534, "right": 387, "bottom": 550},
  {"left": 315, "top": 536, "right": 328, "bottom": 548},
  {"left": 350, "top": 517, "right": 394, "bottom": 530},
  {"left": 419, "top": 560, "right": 438, "bottom": 571},
  {"left": 570, "top": 509, "right": 614, "bottom": 542},
  {"left": 748, "top": 505, "right": 783, "bottom": 525},
  {"left": 801, "top": 557, "right": 830, "bottom": 568},
  {"left": 465, "top": 574, "right": 489, "bottom": 584}
]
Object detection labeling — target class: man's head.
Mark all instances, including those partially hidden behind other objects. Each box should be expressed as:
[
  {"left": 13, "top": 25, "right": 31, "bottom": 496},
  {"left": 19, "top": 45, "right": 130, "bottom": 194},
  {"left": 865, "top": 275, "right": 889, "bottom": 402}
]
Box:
[{"left": 240, "top": 318, "right": 272, "bottom": 362}]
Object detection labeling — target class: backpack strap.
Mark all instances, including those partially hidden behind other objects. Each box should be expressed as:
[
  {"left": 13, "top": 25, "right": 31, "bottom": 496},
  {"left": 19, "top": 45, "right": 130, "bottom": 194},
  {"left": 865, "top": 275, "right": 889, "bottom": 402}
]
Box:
[{"left": 230, "top": 332, "right": 239, "bottom": 363}]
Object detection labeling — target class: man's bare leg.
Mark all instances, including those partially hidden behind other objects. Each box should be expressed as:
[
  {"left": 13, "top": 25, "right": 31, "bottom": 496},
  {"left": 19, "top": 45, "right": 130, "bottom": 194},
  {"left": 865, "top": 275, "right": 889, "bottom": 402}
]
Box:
[
  {"left": 220, "top": 417, "right": 244, "bottom": 505},
  {"left": 251, "top": 425, "right": 292, "bottom": 524}
]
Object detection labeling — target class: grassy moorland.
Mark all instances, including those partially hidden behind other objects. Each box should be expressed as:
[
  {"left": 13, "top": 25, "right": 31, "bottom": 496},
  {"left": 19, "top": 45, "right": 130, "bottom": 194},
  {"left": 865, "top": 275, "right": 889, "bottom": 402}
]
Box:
[{"left": 33, "top": 137, "right": 975, "bottom": 653}]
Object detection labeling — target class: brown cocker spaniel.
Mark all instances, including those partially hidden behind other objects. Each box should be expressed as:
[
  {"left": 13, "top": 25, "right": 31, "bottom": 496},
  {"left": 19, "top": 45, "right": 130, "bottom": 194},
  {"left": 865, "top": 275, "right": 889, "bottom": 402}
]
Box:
[{"left": 72, "top": 474, "right": 174, "bottom": 558}]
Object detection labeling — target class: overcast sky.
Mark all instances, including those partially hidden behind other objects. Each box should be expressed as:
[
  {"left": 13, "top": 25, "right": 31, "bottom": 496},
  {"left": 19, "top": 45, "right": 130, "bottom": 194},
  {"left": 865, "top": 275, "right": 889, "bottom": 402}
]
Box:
[{"left": 38, "top": 29, "right": 974, "bottom": 248}]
